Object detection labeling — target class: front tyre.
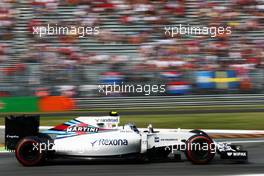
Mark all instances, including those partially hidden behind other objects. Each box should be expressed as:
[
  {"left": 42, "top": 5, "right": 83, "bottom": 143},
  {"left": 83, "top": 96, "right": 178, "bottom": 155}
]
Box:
[
  {"left": 15, "top": 137, "right": 45, "bottom": 166},
  {"left": 185, "top": 135, "right": 215, "bottom": 164}
]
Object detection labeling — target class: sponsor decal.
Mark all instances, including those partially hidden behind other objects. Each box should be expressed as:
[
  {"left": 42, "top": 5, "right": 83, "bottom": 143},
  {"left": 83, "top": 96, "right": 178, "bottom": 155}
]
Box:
[
  {"left": 160, "top": 138, "right": 178, "bottom": 142},
  {"left": 231, "top": 152, "right": 247, "bottom": 157},
  {"left": 67, "top": 125, "right": 99, "bottom": 133},
  {"left": 95, "top": 118, "right": 119, "bottom": 123},
  {"left": 6, "top": 135, "right": 19, "bottom": 139},
  {"left": 120, "top": 130, "right": 133, "bottom": 133},
  {"left": 154, "top": 137, "right": 160, "bottom": 143},
  {"left": 91, "top": 140, "right": 97, "bottom": 147},
  {"left": 223, "top": 151, "right": 247, "bottom": 159},
  {"left": 91, "top": 139, "right": 128, "bottom": 147},
  {"left": 154, "top": 137, "right": 177, "bottom": 143}
]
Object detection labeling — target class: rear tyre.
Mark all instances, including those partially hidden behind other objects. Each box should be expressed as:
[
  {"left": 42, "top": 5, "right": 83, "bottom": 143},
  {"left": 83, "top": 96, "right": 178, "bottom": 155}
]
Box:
[
  {"left": 190, "top": 129, "right": 209, "bottom": 137},
  {"left": 185, "top": 135, "right": 215, "bottom": 164},
  {"left": 15, "top": 137, "right": 46, "bottom": 166}
]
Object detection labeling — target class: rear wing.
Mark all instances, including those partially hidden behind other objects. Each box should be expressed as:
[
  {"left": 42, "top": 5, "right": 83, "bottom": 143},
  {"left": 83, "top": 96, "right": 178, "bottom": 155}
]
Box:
[{"left": 5, "top": 115, "right": 40, "bottom": 151}]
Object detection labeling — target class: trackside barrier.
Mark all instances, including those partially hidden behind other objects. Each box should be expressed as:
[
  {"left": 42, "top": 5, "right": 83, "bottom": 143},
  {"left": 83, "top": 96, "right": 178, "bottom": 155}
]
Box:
[
  {"left": 75, "top": 94, "right": 264, "bottom": 109},
  {"left": 0, "top": 97, "right": 39, "bottom": 112},
  {"left": 0, "top": 96, "right": 76, "bottom": 112}
]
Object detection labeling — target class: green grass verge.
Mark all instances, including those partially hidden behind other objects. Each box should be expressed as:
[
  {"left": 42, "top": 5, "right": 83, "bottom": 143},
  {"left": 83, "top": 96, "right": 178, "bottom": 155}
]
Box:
[
  {"left": 0, "top": 104, "right": 264, "bottom": 116},
  {"left": 1, "top": 112, "right": 263, "bottom": 130}
]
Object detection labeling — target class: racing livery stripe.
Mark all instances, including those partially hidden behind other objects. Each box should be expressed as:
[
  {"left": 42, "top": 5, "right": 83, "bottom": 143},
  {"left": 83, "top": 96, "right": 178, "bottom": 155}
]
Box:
[
  {"left": 50, "top": 118, "right": 82, "bottom": 131},
  {"left": 43, "top": 130, "right": 70, "bottom": 134},
  {"left": 52, "top": 124, "right": 70, "bottom": 131},
  {"left": 69, "top": 119, "right": 81, "bottom": 124},
  {"left": 64, "top": 122, "right": 75, "bottom": 126},
  {"left": 56, "top": 134, "right": 78, "bottom": 139}
]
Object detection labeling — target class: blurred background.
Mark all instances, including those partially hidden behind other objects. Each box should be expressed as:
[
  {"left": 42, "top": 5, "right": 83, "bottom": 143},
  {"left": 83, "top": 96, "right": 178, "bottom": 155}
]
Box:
[
  {"left": 0, "top": 0, "right": 263, "bottom": 99},
  {"left": 0, "top": 0, "right": 263, "bottom": 132},
  {"left": 1, "top": 0, "right": 264, "bottom": 155}
]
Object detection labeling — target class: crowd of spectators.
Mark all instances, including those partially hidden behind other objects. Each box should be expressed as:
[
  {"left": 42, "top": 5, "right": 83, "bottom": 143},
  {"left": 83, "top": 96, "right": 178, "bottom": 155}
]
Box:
[
  {"left": 0, "top": 0, "right": 15, "bottom": 65},
  {"left": 0, "top": 0, "right": 16, "bottom": 40},
  {"left": 0, "top": 0, "right": 264, "bottom": 96}
]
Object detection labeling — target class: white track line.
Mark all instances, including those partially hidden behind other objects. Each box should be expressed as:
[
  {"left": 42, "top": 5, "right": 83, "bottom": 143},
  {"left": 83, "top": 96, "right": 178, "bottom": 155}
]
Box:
[
  {"left": 222, "top": 140, "right": 264, "bottom": 144},
  {"left": 228, "top": 174, "right": 264, "bottom": 176}
]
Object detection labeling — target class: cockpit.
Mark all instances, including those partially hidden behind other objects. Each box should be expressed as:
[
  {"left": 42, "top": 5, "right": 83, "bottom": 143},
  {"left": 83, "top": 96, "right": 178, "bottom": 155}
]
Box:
[{"left": 123, "top": 123, "right": 139, "bottom": 133}]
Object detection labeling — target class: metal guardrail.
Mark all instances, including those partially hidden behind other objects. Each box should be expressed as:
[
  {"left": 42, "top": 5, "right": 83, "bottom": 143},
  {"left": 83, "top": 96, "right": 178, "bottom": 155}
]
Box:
[{"left": 75, "top": 94, "right": 264, "bottom": 109}]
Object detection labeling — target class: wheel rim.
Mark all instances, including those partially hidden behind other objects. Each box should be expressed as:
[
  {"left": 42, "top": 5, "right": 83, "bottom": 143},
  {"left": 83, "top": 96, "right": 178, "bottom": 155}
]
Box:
[
  {"left": 187, "top": 136, "right": 215, "bottom": 163},
  {"left": 16, "top": 140, "right": 43, "bottom": 166},
  {"left": 19, "top": 141, "right": 40, "bottom": 162},
  {"left": 189, "top": 138, "right": 211, "bottom": 161}
]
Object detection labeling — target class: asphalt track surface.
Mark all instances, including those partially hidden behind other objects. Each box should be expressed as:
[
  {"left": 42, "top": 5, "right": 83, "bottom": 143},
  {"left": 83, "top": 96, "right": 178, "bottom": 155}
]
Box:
[{"left": 0, "top": 142, "right": 263, "bottom": 176}]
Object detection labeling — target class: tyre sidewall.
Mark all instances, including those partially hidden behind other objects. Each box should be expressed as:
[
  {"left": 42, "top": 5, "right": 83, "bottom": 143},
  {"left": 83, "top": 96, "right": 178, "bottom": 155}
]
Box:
[
  {"left": 185, "top": 135, "right": 215, "bottom": 164},
  {"left": 15, "top": 137, "right": 45, "bottom": 166}
]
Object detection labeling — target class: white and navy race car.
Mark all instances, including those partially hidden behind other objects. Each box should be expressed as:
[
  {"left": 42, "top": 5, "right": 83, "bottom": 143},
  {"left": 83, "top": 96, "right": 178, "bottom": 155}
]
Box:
[{"left": 5, "top": 112, "right": 248, "bottom": 166}]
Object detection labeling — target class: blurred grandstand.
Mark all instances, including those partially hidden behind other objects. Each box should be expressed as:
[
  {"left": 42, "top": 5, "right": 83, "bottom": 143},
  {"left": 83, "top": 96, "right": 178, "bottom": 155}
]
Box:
[{"left": 0, "top": 0, "right": 264, "bottom": 97}]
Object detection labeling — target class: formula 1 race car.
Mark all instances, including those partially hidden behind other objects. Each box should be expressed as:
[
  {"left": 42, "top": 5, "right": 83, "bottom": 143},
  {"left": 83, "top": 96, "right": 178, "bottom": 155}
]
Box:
[{"left": 5, "top": 112, "right": 248, "bottom": 166}]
